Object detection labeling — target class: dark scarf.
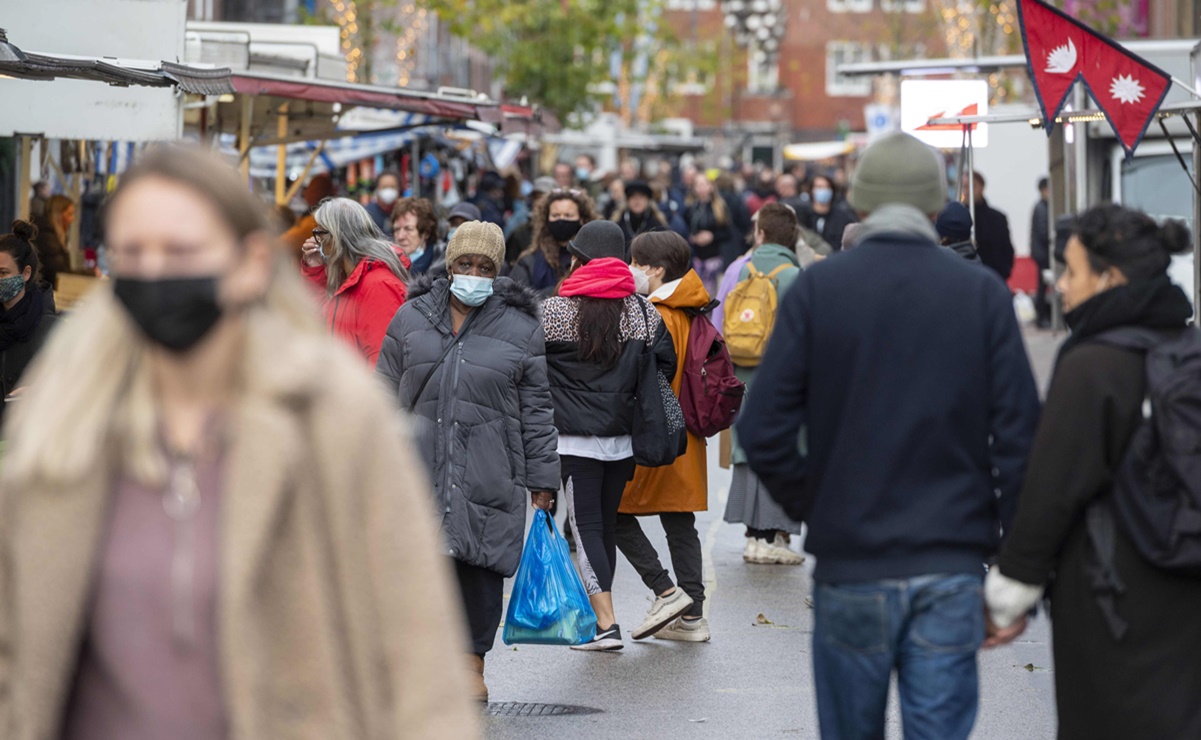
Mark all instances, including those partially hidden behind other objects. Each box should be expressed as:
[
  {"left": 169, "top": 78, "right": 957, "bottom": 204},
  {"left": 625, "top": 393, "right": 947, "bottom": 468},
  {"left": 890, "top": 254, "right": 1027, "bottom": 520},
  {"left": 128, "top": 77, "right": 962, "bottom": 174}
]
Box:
[
  {"left": 0, "top": 284, "right": 46, "bottom": 352},
  {"left": 1056, "top": 275, "right": 1194, "bottom": 367}
]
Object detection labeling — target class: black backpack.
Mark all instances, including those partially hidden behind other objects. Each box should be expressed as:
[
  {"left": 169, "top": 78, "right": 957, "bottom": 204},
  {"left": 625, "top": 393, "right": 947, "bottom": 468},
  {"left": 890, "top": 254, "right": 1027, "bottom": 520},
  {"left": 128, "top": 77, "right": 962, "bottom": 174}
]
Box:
[{"left": 1086, "top": 326, "right": 1201, "bottom": 638}]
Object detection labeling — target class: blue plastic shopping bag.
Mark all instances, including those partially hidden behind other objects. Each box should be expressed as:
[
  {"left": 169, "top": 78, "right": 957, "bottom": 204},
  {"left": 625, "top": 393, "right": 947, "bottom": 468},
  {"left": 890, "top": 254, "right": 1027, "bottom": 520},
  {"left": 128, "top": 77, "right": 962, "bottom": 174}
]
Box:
[{"left": 502, "top": 510, "right": 598, "bottom": 646}]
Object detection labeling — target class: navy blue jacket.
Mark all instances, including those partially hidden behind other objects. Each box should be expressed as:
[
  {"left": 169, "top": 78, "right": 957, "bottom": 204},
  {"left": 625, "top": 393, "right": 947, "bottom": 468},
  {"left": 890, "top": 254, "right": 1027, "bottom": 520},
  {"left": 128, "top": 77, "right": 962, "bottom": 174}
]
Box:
[{"left": 738, "top": 231, "right": 1040, "bottom": 583}]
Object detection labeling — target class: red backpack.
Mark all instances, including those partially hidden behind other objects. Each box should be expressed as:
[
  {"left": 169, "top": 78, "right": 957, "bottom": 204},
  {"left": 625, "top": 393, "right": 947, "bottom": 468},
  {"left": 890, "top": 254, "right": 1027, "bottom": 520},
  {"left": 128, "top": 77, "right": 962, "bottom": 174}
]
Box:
[{"left": 679, "top": 303, "right": 746, "bottom": 438}]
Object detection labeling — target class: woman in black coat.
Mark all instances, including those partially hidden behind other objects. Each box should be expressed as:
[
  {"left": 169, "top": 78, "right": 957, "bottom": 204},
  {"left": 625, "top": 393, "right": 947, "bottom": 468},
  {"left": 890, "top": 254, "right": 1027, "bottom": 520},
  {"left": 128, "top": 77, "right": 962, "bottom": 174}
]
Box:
[
  {"left": 0, "top": 220, "right": 57, "bottom": 425},
  {"left": 985, "top": 204, "right": 1201, "bottom": 739},
  {"left": 683, "top": 173, "right": 736, "bottom": 287},
  {"left": 376, "top": 220, "right": 559, "bottom": 703},
  {"left": 540, "top": 221, "right": 674, "bottom": 652}
]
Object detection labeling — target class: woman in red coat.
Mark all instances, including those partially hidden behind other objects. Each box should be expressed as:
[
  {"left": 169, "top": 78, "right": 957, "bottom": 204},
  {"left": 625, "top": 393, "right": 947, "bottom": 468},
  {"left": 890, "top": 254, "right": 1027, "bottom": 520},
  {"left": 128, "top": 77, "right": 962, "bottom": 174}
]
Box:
[{"left": 300, "top": 197, "right": 410, "bottom": 364}]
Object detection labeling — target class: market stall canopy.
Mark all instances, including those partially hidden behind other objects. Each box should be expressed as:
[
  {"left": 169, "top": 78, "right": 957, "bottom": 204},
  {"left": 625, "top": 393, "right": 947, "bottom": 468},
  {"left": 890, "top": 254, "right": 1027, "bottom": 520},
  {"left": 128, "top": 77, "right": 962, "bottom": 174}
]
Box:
[{"left": 783, "top": 141, "right": 856, "bottom": 161}]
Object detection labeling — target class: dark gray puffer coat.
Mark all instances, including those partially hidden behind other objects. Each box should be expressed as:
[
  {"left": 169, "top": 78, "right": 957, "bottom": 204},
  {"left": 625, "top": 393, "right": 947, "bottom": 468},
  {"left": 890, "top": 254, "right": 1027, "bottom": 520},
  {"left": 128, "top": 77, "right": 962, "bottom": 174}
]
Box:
[{"left": 377, "top": 275, "right": 560, "bottom": 577}]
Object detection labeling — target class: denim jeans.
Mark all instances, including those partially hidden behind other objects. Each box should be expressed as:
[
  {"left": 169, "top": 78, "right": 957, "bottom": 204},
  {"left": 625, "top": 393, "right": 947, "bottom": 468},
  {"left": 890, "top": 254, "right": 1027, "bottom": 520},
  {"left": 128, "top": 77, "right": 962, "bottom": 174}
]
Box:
[{"left": 812, "top": 573, "right": 985, "bottom": 740}]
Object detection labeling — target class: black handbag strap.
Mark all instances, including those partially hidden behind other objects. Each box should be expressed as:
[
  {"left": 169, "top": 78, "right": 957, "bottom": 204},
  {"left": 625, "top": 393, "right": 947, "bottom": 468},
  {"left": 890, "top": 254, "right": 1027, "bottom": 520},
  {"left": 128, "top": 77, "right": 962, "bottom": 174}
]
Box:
[{"left": 407, "top": 312, "right": 477, "bottom": 412}]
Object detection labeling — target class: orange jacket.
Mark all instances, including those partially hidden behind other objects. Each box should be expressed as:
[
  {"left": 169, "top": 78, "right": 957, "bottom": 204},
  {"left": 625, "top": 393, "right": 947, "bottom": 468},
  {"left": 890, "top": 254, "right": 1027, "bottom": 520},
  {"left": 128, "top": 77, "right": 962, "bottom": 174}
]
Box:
[{"left": 620, "top": 270, "right": 710, "bottom": 515}]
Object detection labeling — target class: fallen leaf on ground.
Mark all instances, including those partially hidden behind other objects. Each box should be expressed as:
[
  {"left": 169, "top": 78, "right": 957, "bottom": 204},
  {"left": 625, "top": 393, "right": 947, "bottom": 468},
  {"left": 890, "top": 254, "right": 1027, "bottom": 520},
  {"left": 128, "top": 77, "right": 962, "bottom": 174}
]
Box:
[
  {"left": 1024, "top": 663, "right": 1034, "bottom": 672},
  {"left": 756, "top": 613, "right": 774, "bottom": 625}
]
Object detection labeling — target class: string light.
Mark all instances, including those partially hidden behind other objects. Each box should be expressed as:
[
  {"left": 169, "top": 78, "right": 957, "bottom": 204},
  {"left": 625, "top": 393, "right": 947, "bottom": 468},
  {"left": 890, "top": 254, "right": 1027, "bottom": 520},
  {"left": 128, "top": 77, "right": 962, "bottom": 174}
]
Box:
[{"left": 395, "top": 2, "right": 428, "bottom": 87}]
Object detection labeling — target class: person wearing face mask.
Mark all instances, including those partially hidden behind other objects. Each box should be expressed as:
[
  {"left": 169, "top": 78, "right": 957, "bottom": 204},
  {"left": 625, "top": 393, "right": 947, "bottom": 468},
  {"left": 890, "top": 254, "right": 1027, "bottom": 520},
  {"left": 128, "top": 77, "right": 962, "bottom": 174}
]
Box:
[
  {"left": 0, "top": 146, "right": 479, "bottom": 738},
  {"left": 391, "top": 196, "right": 439, "bottom": 275},
  {"left": 985, "top": 205, "right": 1201, "bottom": 740},
  {"left": 300, "top": 198, "right": 410, "bottom": 365},
  {"left": 377, "top": 220, "right": 560, "bottom": 703},
  {"left": 612, "top": 180, "right": 669, "bottom": 252},
  {"left": 365, "top": 171, "right": 402, "bottom": 235},
  {"left": 0, "top": 220, "right": 58, "bottom": 424},
  {"left": 799, "top": 174, "right": 858, "bottom": 252},
  {"left": 540, "top": 221, "right": 674, "bottom": 651},
  {"left": 619, "top": 231, "right": 715, "bottom": 644},
  {"left": 509, "top": 189, "right": 596, "bottom": 297}
]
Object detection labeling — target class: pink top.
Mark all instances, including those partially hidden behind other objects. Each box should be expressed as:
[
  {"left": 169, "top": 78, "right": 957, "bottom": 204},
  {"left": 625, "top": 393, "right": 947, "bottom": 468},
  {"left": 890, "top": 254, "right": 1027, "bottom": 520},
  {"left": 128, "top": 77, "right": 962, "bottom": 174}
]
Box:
[{"left": 62, "top": 450, "right": 227, "bottom": 740}]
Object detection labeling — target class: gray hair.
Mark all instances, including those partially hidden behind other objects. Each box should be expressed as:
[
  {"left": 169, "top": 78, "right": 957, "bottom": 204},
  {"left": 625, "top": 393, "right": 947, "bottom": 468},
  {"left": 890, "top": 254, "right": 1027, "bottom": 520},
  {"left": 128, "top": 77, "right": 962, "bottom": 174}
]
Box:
[{"left": 314, "top": 197, "right": 409, "bottom": 295}]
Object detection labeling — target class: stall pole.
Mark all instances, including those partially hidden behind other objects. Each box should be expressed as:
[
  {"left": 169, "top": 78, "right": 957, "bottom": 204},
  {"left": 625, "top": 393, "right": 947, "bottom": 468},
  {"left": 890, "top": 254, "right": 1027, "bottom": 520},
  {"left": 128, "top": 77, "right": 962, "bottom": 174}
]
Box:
[
  {"left": 966, "top": 124, "right": 976, "bottom": 239},
  {"left": 238, "top": 95, "right": 253, "bottom": 184},
  {"left": 285, "top": 141, "right": 328, "bottom": 203},
  {"left": 69, "top": 171, "right": 83, "bottom": 269},
  {"left": 275, "top": 103, "right": 290, "bottom": 206},
  {"left": 1194, "top": 110, "right": 1201, "bottom": 317},
  {"left": 16, "top": 136, "right": 32, "bottom": 222},
  {"left": 410, "top": 136, "right": 421, "bottom": 198}
]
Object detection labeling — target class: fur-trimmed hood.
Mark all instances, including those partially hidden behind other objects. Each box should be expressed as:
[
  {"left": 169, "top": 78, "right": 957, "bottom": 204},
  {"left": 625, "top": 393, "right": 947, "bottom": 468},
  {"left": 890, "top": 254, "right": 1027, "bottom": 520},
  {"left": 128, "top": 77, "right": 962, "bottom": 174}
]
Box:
[{"left": 405, "top": 273, "right": 541, "bottom": 320}]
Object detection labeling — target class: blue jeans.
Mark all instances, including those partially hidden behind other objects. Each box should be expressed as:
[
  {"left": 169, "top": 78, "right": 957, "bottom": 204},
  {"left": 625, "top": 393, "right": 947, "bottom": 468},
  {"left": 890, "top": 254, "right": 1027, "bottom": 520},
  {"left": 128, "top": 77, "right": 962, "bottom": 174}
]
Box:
[{"left": 813, "top": 573, "right": 985, "bottom": 740}]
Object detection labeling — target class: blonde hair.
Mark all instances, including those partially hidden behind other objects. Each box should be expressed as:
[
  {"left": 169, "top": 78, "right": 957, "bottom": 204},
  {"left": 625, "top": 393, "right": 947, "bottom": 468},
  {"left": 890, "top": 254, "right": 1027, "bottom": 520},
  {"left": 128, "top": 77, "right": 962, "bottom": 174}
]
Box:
[{"left": 2, "top": 146, "right": 322, "bottom": 489}]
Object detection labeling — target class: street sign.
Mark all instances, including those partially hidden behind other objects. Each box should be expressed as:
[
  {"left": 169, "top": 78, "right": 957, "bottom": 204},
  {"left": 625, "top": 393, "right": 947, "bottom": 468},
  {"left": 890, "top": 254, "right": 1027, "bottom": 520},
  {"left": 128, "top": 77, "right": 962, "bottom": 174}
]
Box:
[{"left": 901, "top": 80, "right": 990, "bottom": 148}]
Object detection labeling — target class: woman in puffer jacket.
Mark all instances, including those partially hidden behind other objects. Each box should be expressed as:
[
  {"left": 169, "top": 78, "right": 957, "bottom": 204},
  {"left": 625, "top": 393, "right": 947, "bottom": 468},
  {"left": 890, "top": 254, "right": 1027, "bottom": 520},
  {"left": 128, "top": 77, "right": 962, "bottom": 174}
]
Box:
[
  {"left": 541, "top": 221, "right": 674, "bottom": 653},
  {"left": 376, "top": 220, "right": 560, "bottom": 704}
]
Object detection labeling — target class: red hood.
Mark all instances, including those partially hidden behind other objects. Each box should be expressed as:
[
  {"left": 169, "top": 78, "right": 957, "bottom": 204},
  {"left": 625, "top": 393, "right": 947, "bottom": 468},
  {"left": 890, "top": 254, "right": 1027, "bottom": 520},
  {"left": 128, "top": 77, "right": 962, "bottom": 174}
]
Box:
[{"left": 558, "top": 257, "right": 635, "bottom": 299}]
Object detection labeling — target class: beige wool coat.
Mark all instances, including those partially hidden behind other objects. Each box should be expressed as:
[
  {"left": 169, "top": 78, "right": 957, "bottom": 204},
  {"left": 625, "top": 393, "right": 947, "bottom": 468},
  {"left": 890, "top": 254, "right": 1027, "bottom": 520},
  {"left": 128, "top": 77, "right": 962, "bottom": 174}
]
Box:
[{"left": 0, "top": 312, "right": 480, "bottom": 739}]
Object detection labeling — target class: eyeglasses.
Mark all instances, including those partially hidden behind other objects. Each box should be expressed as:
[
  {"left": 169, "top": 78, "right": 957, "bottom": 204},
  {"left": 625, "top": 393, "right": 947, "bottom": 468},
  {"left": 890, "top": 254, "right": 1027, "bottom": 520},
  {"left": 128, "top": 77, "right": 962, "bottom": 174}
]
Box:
[{"left": 312, "top": 228, "right": 330, "bottom": 243}]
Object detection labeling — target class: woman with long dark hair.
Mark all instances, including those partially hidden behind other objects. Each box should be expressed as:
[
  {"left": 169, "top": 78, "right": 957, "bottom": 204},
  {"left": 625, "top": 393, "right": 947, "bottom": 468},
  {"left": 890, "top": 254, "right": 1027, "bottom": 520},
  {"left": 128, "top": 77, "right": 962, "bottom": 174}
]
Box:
[
  {"left": 986, "top": 204, "right": 1201, "bottom": 738},
  {"left": 684, "top": 173, "right": 736, "bottom": 289},
  {"left": 0, "top": 220, "right": 57, "bottom": 423},
  {"left": 541, "top": 221, "right": 673, "bottom": 651},
  {"left": 509, "top": 188, "right": 596, "bottom": 297}
]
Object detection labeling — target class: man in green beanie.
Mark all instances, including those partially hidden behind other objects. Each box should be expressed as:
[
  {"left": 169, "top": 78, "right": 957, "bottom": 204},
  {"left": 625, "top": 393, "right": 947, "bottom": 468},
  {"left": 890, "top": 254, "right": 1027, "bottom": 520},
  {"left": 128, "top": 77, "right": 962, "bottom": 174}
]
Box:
[{"left": 737, "top": 132, "right": 1041, "bottom": 740}]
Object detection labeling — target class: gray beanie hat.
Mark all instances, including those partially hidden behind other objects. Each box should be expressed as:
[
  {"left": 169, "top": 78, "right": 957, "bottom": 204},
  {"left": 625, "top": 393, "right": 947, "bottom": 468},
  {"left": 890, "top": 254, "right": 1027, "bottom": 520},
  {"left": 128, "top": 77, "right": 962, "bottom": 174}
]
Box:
[
  {"left": 849, "top": 132, "right": 947, "bottom": 216},
  {"left": 567, "top": 220, "right": 626, "bottom": 263},
  {"left": 446, "top": 220, "right": 505, "bottom": 269}
]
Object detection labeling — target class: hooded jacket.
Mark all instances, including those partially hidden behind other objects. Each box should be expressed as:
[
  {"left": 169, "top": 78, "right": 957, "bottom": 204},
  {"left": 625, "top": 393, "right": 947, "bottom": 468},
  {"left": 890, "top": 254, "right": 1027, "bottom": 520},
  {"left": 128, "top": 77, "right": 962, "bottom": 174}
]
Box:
[
  {"left": 302, "top": 258, "right": 408, "bottom": 365},
  {"left": 376, "top": 275, "right": 559, "bottom": 577},
  {"left": 542, "top": 263, "right": 674, "bottom": 438},
  {"left": 620, "top": 270, "right": 711, "bottom": 514}
]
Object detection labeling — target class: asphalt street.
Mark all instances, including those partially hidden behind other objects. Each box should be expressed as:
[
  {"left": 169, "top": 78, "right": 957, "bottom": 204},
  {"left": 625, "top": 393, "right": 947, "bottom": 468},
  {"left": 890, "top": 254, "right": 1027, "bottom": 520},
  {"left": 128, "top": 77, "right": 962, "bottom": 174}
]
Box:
[{"left": 483, "top": 328, "right": 1064, "bottom": 739}]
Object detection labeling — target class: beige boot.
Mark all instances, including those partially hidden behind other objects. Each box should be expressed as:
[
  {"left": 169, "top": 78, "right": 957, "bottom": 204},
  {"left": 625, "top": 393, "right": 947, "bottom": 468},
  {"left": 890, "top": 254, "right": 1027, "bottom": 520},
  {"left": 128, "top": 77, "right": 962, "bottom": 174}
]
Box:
[{"left": 468, "top": 654, "right": 488, "bottom": 704}]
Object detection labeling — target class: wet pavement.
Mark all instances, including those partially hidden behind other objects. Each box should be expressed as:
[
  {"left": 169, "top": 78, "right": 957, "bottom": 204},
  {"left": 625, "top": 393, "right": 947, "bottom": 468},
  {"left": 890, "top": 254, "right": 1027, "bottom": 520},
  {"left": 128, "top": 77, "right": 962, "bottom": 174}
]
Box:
[{"left": 483, "top": 327, "right": 1064, "bottom": 739}]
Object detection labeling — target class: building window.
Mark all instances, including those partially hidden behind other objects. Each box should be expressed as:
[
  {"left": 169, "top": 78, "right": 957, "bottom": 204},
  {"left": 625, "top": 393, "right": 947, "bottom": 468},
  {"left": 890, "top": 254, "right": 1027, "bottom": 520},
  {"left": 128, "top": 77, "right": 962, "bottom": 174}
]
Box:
[
  {"left": 827, "top": 0, "right": 873, "bottom": 13},
  {"left": 880, "top": 0, "right": 925, "bottom": 11},
  {"left": 665, "top": 0, "right": 717, "bottom": 8},
  {"left": 748, "top": 52, "right": 779, "bottom": 93},
  {"left": 826, "top": 41, "right": 872, "bottom": 97}
]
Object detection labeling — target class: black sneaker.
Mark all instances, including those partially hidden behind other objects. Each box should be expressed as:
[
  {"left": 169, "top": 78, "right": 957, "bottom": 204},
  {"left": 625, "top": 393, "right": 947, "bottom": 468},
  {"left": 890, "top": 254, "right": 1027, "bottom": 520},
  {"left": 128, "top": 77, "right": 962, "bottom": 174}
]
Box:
[{"left": 570, "top": 624, "right": 624, "bottom": 651}]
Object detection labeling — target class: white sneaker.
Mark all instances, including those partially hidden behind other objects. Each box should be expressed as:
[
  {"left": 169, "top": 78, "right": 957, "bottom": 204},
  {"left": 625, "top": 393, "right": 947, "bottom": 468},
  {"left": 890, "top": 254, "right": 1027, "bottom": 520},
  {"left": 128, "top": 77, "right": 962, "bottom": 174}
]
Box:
[
  {"left": 742, "top": 536, "right": 764, "bottom": 563},
  {"left": 765, "top": 534, "right": 805, "bottom": 565},
  {"left": 631, "top": 588, "right": 694, "bottom": 640},
  {"left": 654, "top": 616, "right": 711, "bottom": 643}
]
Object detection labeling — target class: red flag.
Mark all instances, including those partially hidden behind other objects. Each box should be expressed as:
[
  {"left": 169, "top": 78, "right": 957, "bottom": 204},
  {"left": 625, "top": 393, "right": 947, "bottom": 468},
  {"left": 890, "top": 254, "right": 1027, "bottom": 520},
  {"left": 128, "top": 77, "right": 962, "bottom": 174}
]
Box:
[{"left": 1017, "top": 0, "right": 1172, "bottom": 156}]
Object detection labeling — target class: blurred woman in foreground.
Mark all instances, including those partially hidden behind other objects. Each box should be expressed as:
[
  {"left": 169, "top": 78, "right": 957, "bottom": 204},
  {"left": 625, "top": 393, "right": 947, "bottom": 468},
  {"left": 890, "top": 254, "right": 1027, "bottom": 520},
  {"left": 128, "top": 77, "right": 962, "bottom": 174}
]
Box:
[{"left": 0, "top": 146, "right": 478, "bottom": 739}]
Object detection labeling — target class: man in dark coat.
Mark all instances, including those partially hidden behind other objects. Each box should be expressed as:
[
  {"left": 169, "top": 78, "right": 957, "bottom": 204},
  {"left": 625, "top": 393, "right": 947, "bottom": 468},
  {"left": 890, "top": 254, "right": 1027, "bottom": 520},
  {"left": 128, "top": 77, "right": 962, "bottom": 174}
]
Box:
[
  {"left": 1030, "top": 177, "right": 1052, "bottom": 328},
  {"left": 738, "top": 132, "right": 1041, "bottom": 740},
  {"left": 972, "top": 172, "right": 1015, "bottom": 280}
]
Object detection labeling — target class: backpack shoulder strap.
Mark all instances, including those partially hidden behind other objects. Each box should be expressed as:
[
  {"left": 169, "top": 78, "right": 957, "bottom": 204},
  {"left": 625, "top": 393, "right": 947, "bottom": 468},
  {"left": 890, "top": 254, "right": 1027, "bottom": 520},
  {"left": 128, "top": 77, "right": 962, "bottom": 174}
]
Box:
[
  {"left": 766, "top": 264, "right": 793, "bottom": 280},
  {"left": 743, "top": 262, "right": 765, "bottom": 280},
  {"left": 1091, "top": 326, "right": 1178, "bottom": 353}
]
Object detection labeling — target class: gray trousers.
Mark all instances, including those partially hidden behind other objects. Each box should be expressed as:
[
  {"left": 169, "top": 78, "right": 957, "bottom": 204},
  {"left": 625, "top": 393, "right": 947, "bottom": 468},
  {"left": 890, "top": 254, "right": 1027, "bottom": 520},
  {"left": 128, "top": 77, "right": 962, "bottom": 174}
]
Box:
[{"left": 615, "top": 513, "right": 705, "bottom": 618}]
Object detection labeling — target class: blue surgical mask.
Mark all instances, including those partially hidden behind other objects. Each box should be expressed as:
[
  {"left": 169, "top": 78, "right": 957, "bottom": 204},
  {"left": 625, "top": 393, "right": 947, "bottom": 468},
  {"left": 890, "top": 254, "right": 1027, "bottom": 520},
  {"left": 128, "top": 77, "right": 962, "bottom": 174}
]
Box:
[
  {"left": 447, "top": 227, "right": 458, "bottom": 243},
  {"left": 410, "top": 246, "right": 426, "bottom": 263},
  {"left": 813, "top": 187, "right": 834, "bottom": 205},
  {"left": 0, "top": 275, "right": 25, "bottom": 303},
  {"left": 449, "top": 274, "right": 494, "bottom": 307},
  {"left": 576, "top": 166, "right": 590, "bottom": 181}
]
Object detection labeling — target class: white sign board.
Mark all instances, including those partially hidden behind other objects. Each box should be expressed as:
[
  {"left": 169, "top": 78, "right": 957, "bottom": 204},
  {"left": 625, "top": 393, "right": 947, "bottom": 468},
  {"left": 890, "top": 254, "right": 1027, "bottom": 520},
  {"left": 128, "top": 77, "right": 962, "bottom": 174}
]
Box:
[
  {"left": 0, "top": 0, "right": 186, "bottom": 141},
  {"left": 901, "top": 80, "right": 989, "bottom": 149}
]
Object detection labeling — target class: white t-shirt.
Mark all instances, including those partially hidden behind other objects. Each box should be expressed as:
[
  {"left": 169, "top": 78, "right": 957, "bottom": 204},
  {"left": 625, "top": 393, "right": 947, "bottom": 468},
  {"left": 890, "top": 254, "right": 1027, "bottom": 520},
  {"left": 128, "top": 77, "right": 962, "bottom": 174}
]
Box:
[{"left": 557, "top": 435, "right": 634, "bottom": 462}]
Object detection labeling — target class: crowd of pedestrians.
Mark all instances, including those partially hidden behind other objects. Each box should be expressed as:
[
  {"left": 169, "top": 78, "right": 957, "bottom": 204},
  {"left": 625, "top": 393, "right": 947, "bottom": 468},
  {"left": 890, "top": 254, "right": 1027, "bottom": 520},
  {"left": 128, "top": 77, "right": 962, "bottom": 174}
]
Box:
[{"left": 0, "top": 134, "right": 1197, "bottom": 740}]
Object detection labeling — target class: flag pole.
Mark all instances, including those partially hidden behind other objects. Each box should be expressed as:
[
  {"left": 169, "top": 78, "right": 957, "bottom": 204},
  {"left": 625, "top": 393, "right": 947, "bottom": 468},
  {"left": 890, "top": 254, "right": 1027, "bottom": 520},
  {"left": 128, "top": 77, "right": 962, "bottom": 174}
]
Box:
[{"left": 1170, "top": 75, "right": 1201, "bottom": 99}]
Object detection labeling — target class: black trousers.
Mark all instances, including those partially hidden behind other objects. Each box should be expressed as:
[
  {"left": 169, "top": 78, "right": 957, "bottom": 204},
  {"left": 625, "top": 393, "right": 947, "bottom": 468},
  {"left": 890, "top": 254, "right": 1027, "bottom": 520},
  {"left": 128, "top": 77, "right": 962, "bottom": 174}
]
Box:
[
  {"left": 561, "top": 455, "right": 636, "bottom": 596},
  {"left": 453, "top": 559, "right": 505, "bottom": 656},
  {"left": 615, "top": 512, "right": 705, "bottom": 618},
  {"left": 1034, "top": 260, "right": 1052, "bottom": 325}
]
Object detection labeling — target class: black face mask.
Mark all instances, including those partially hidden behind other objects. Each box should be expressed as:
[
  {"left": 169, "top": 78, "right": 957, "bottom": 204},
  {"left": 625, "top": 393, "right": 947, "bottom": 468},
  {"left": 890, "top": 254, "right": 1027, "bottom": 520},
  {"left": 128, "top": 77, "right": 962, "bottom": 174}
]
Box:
[
  {"left": 114, "top": 276, "right": 224, "bottom": 353},
  {"left": 547, "top": 219, "right": 583, "bottom": 243}
]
